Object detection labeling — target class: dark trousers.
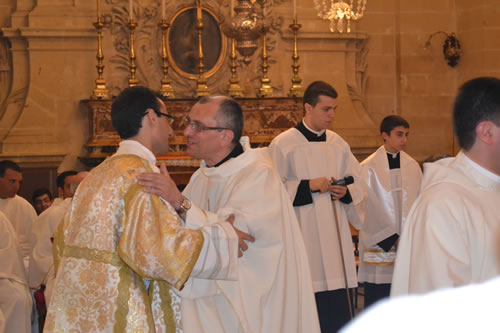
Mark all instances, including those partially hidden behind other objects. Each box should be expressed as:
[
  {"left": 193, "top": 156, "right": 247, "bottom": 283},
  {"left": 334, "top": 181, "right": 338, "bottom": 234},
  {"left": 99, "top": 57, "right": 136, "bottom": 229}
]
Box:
[
  {"left": 363, "top": 282, "right": 391, "bottom": 309},
  {"left": 315, "top": 289, "right": 355, "bottom": 333}
]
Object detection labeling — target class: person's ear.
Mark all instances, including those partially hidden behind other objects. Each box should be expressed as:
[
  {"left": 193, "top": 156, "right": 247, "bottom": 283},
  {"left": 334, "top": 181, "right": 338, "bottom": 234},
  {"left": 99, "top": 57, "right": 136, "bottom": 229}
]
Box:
[
  {"left": 222, "top": 130, "right": 235, "bottom": 145},
  {"left": 304, "top": 103, "right": 313, "bottom": 114},
  {"left": 144, "top": 108, "right": 157, "bottom": 127},
  {"left": 381, "top": 132, "right": 389, "bottom": 142},
  {"left": 476, "top": 121, "right": 495, "bottom": 145}
]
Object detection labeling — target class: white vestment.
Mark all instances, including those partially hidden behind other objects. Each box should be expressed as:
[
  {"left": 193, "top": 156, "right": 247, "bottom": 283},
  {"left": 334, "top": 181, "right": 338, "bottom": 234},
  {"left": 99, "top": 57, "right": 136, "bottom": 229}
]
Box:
[
  {"left": 29, "top": 198, "right": 72, "bottom": 305},
  {"left": 341, "top": 276, "right": 500, "bottom": 333},
  {"left": 357, "top": 147, "right": 422, "bottom": 284},
  {"left": 180, "top": 137, "right": 320, "bottom": 333},
  {"left": 391, "top": 152, "right": 500, "bottom": 296},
  {"left": 0, "top": 210, "right": 32, "bottom": 333},
  {"left": 269, "top": 128, "right": 364, "bottom": 291},
  {"left": 0, "top": 195, "right": 37, "bottom": 269}
]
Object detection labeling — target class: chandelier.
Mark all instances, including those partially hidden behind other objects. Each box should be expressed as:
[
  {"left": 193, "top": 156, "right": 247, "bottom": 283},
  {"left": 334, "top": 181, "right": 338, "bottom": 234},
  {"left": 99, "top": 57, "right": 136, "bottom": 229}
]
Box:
[{"left": 314, "top": 0, "right": 367, "bottom": 33}]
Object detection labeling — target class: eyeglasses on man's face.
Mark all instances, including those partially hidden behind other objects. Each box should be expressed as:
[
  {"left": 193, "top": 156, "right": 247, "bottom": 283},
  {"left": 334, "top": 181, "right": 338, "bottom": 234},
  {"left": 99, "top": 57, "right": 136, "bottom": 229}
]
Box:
[
  {"left": 151, "top": 110, "right": 175, "bottom": 125},
  {"left": 183, "top": 116, "right": 229, "bottom": 133}
]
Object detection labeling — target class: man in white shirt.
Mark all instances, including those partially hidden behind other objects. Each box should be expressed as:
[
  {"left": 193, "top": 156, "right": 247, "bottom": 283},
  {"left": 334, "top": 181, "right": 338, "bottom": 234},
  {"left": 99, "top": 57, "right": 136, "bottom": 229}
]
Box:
[
  {"left": 0, "top": 210, "right": 32, "bottom": 333},
  {"left": 52, "top": 170, "right": 77, "bottom": 206},
  {"left": 268, "top": 81, "right": 364, "bottom": 332},
  {"left": 32, "top": 188, "right": 53, "bottom": 215},
  {"left": 29, "top": 171, "right": 89, "bottom": 304},
  {"left": 357, "top": 115, "right": 422, "bottom": 307},
  {"left": 391, "top": 77, "right": 500, "bottom": 296},
  {"left": 138, "top": 96, "right": 320, "bottom": 333},
  {"left": 0, "top": 160, "right": 37, "bottom": 270}
]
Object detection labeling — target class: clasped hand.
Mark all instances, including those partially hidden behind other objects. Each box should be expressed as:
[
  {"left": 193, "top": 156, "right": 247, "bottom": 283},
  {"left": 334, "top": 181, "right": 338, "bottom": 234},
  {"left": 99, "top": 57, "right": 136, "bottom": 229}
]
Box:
[{"left": 309, "top": 177, "right": 347, "bottom": 200}]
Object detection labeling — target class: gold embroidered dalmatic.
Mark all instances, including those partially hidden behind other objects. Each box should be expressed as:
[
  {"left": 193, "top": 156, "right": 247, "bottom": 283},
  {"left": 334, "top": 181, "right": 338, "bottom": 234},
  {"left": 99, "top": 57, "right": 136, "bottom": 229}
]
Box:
[{"left": 44, "top": 154, "right": 203, "bottom": 333}]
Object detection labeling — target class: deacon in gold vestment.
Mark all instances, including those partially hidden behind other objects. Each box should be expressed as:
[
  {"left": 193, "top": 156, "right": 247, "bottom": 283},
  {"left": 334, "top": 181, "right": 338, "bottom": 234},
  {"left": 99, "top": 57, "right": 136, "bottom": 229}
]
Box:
[{"left": 45, "top": 87, "right": 245, "bottom": 332}]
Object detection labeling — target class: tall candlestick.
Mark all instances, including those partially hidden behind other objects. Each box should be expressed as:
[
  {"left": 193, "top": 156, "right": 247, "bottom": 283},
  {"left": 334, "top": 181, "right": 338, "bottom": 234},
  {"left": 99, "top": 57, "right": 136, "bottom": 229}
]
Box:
[
  {"left": 162, "top": 0, "right": 166, "bottom": 20},
  {"left": 129, "top": 0, "right": 133, "bottom": 21},
  {"left": 197, "top": 0, "right": 201, "bottom": 21},
  {"left": 293, "top": 0, "right": 296, "bottom": 21},
  {"left": 230, "top": 0, "right": 234, "bottom": 17},
  {"left": 97, "top": 0, "right": 101, "bottom": 20}
]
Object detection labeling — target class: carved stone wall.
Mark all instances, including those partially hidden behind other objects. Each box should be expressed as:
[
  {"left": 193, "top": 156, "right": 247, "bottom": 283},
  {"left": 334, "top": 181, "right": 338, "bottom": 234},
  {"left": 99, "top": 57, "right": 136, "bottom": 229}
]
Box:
[
  {"left": 0, "top": 0, "right": 379, "bottom": 173},
  {"left": 1, "top": 0, "right": 499, "bottom": 174}
]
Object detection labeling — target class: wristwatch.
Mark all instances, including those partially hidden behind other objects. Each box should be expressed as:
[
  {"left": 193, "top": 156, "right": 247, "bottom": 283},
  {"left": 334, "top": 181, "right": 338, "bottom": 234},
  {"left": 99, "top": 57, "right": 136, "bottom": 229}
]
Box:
[{"left": 177, "top": 196, "right": 191, "bottom": 213}]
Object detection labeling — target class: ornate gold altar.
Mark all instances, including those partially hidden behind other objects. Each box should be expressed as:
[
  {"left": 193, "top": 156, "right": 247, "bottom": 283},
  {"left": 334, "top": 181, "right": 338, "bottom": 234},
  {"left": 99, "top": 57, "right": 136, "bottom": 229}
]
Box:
[
  {"left": 81, "top": 97, "right": 305, "bottom": 184},
  {"left": 79, "top": 0, "right": 378, "bottom": 183}
]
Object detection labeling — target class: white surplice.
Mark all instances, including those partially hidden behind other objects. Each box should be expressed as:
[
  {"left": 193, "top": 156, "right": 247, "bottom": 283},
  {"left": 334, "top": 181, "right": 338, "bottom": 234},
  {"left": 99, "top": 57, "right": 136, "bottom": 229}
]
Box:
[
  {"left": 357, "top": 147, "right": 422, "bottom": 284},
  {"left": 180, "top": 137, "right": 320, "bottom": 333},
  {"left": 29, "top": 198, "right": 72, "bottom": 305},
  {"left": 391, "top": 151, "right": 500, "bottom": 296},
  {"left": 0, "top": 210, "right": 32, "bottom": 333},
  {"left": 0, "top": 195, "right": 37, "bottom": 269},
  {"left": 269, "top": 128, "right": 364, "bottom": 292}
]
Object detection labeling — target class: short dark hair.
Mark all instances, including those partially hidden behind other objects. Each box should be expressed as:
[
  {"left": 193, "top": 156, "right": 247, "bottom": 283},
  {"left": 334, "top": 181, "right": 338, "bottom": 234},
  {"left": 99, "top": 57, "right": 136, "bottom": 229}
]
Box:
[
  {"left": 56, "top": 170, "right": 77, "bottom": 189},
  {"left": 0, "top": 160, "right": 21, "bottom": 177},
  {"left": 111, "top": 86, "right": 163, "bottom": 139},
  {"left": 453, "top": 77, "right": 500, "bottom": 150},
  {"left": 199, "top": 96, "right": 244, "bottom": 145},
  {"left": 303, "top": 81, "right": 338, "bottom": 108},
  {"left": 380, "top": 115, "right": 410, "bottom": 135},
  {"left": 32, "top": 187, "right": 53, "bottom": 202},
  {"left": 216, "top": 98, "right": 244, "bottom": 144}
]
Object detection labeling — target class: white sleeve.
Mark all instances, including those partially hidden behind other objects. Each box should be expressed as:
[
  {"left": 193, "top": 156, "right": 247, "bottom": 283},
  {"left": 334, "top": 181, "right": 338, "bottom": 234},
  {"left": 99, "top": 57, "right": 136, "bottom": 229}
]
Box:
[{"left": 185, "top": 205, "right": 239, "bottom": 281}]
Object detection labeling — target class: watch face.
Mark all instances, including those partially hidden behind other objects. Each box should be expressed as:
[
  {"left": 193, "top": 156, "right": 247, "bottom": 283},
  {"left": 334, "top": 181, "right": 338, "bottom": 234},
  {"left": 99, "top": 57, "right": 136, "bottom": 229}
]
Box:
[{"left": 182, "top": 198, "right": 191, "bottom": 210}]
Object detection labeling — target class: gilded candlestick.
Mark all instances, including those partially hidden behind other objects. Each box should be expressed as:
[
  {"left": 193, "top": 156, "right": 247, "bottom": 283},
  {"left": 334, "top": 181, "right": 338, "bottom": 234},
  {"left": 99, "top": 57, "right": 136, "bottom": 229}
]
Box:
[
  {"left": 227, "top": 38, "right": 244, "bottom": 97},
  {"left": 91, "top": 15, "right": 109, "bottom": 99},
  {"left": 159, "top": 20, "right": 175, "bottom": 98},
  {"left": 195, "top": 0, "right": 209, "bottom": 97},
  {"left": 257, "top": 32, "right": 273, "bottom": 98},
  {"left": 128, "top": 19, "right": 139, "bottom": 87},
  {"left": 288, "top": 19, "right": 303, "bottom": 97}
]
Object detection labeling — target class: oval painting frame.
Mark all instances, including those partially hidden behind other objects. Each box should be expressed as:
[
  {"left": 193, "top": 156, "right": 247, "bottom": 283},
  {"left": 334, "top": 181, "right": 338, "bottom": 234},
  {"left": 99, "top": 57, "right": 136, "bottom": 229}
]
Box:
[{"left": 167, "top": 6, "right": 226, "bottom": 80}]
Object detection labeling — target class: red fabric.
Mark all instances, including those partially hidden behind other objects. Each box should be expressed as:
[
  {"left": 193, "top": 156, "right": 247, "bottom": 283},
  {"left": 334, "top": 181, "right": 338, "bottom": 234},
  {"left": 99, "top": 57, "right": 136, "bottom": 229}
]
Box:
[{"left": 34, "top": 290, "right": 46, "bottom": 305}]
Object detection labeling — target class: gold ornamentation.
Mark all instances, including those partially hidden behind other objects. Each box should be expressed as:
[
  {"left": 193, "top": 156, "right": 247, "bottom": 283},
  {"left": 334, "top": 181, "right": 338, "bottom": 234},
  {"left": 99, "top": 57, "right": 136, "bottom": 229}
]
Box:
[
  {"left": 288, "top": 19, "right": 303, "bottom": 97},
  {"left": 195, "top": 0, "right": 209, "bottom": 97},
  {"left": 222, "top": 0, "right": 268, "bottom": 65},
  {"left": 128, "top": 19, "right": 139, "bottom": 87},
  {"left": 166, "top": 6, "right": 227, "bottom": 80},
  {"left": 159, "top": 20, "right": 175, "bottom": 98},
  {"left": 257, "top": 32, "right": 273, "bottom": 97},
  {"left": 228, "top": 38, "right": 244, "bottom": 97},
  {"left": 91, "top": 14, "right": 109, "bottom": 99},
  {"left": 159, "top": 283, "right": 176, "bottom": 333}
]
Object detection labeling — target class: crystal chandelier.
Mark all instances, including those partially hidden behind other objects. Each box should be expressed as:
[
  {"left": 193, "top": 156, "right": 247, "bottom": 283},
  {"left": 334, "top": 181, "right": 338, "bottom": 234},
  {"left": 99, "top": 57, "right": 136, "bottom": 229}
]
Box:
[{"left": 314, "top": 0, "right": 367, "bottom": 33}]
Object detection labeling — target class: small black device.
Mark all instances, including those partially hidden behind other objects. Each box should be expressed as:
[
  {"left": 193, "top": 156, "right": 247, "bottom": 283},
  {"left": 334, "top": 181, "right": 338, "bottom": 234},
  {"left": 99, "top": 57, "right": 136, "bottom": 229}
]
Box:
[{"left": 331, "top": 176, "right": 354, "bottom": 186}]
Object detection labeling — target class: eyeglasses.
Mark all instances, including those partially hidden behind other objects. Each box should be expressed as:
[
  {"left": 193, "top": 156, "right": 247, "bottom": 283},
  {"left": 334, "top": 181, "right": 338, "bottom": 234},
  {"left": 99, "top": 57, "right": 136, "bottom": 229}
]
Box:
[
  {"left": 150, "top": 110, "right": 175, "bottom": 125},
  {"left": 183, "top": 116, "right": 229, "bottom": 133}
]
